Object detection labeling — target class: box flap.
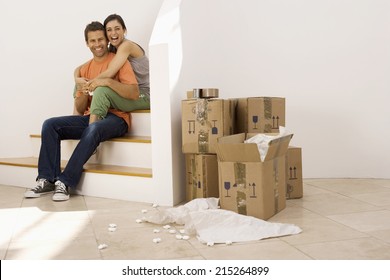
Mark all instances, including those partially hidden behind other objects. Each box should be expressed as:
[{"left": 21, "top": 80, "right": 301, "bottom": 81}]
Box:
[
  {"left": 264, "top": 134, "right": 293, "bottom": 161},
  {"left": 216, "top": 133, "right": 262, "bottom": 162},
  {"left": 216, "top": 133, "right": 293, "bottom": 162}
]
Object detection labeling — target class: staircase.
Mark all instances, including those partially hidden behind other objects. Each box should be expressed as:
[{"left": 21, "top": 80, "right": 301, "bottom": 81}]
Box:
[{"left": 0, "top": 110, "right": 156, "bottom": 203}]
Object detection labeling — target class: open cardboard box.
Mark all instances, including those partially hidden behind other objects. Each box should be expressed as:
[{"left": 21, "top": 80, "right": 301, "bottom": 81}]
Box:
[{"left": 215, "top": 133, "right": 293, "bottom": 220}]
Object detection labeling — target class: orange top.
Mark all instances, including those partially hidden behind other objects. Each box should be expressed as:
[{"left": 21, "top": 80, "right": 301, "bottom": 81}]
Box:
[{"left": 76, "top": 52, "right": 137, "bottom": 129}]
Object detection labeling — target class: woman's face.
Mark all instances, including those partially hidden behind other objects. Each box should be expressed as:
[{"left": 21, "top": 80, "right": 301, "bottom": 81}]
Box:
[{"left": 105, "top": 19, "right": 126, "bottom": 47}]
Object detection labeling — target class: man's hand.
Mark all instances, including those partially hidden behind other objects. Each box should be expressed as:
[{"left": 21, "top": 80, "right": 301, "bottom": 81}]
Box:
[{"left": 75, "top": 77, "right": 89, "bottom": 91}]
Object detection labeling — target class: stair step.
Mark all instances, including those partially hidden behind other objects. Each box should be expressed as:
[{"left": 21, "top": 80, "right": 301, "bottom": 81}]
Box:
[
  {"left": 0, "top": 157, "right": 152, "bottom": 178},
  {"left": 0, "top": 157, "right": 155, "bottom": 203},
  {"left": 30, "top": 134, "right": 151, "bottom": 143},
  {"left": 30, "top": 135, "right": 152, "bottom": 168},
  {"left": 128, "top": 110, "right": 151, "bottom": 136},
  {"left": 0, "top": 110, "right": 156, "bottom": 203}
]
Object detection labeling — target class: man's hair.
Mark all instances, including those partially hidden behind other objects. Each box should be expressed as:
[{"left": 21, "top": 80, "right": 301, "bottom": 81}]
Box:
[
  {"left": 104, "top": 14, "right": 127, "bottom": 31},
  {"left": 84, "top": 21, "right": 106, "bottom": 42}
]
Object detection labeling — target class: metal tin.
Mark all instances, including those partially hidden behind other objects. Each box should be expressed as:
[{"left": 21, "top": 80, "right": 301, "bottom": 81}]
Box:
[
  {"left": 187, "top": 88, "right": 219, "bottom": 99},
  {"left": 200, "top": 88, "right": 219, "bottom": 98},
  {"left": 193, "top": 88, "right": 202, "bottom": 98}
]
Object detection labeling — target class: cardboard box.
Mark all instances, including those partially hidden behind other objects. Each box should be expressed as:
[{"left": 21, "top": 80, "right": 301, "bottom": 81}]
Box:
[
  {"left": 185, "top": 154, "right": 219, "bottom": 201},
  {"left": 235, "top": 97, "right": 285, "bottom": 133},
  {"left": 216, "top": 133, "right": 293, "bottom": 220},
  {"left": 286, "top": 146, "right": 303, "bottom": 199},
  {"left": 182, "top": 98, "right": 235, "bottom": 154}
]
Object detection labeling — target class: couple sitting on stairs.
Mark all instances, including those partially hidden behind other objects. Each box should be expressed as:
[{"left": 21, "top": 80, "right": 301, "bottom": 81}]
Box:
[{"left": 24, "top": 15, "right": 150, "bottom": 201}]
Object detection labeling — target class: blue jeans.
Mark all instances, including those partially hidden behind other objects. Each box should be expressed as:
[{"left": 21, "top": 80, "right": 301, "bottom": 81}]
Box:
[{"left": 37, "top": 113, "right": 128, "bottom": 189}]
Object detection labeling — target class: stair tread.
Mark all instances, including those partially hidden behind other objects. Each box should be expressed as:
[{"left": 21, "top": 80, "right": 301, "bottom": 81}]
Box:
[
  {"left": 30, "top": 134, "right": 151, "bottom": 143},
  {"left": 0, "top": 157, "right": 152, "bottom": 178}
]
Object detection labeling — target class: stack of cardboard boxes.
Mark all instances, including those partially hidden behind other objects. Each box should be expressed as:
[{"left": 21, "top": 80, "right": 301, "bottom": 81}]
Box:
[
  {"left": 181, "top": 89, "right": 235, "bottom": 202},
  {"left": 181, "top": 91, "right": 303, "bottom": 220}
]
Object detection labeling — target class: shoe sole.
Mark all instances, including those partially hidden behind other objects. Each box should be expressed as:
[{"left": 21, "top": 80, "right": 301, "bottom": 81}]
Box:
[
  {"left": 52, "top": 195, "right": 70, "bottom": 201},
  {"left": 24, "top": 191, "right": 54, "bottom": 198}
]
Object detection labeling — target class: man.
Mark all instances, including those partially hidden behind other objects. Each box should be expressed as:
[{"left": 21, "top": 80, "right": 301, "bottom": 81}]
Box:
[{"left": 24, "top": 21, "right": 139, "bottom": 201}]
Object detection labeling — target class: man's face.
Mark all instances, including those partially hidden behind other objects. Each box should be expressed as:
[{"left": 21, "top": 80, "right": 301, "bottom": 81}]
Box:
[{"left": 86, "top": 30, "right": 108, "bottom": 58}]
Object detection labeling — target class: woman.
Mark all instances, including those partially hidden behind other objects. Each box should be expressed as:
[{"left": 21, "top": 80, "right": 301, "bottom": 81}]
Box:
[{"left": 75, "top": 14, "right": 150, "bottom": 124}]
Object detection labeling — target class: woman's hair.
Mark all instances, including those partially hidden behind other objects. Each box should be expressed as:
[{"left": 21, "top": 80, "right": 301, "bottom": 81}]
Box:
[
  {"left": 84, "top": 21, "right": 106, "bottom": 42},
  {"left": 104, "top": 14, "right": 127, "bottom": 31}
]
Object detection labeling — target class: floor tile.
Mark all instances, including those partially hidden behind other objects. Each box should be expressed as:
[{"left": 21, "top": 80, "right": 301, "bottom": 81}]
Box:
[
  {"left": 305, "top": 179, "right": 390, "bottom": 195},
  {"left": 349, "top": 192, "right": 390, "bottom": 207},
  {"left": 301, "top": 183, "right": 331, "bottom": 196},
  {"left": 95, "top": 226, "right": 201, "bottom": 260},
  {"left": 196, "top": 240, "right": 312, "bottom": 260},
  {"left": 21, "top": 194, "right": 87, "bottom": 212},
  {"left": 296, "top": 237, "right": 390, "bottom": 260},
  {"left": 11, "top": 214, "right": 95, "bottom": 243},
  {"left": 292, "top": 192, "right": 380, "bottom": 216},
  {"left": 366, "top": 229, "right": 390, "bottom": 244},
  {"left": 328, "top": 210, "right": 390, "bottom": 232},
  {"left": 5, "top": 237, "right": 101, "bottom": 260},
  {"left": 2, "top": 179, "right": 390, "bottom": 260},
  {"left": 278, "top": 216, "right": 368, "bottom": 245}
]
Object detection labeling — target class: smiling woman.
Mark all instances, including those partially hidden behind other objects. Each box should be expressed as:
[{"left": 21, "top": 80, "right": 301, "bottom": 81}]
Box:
[{"left": 103, "top": 14, "right": 150, "bottom": 95}]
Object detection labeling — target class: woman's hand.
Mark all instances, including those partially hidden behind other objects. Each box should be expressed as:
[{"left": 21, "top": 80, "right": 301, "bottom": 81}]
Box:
[{"left": 87, "top": 78, "right": 110, "bottom": 92}]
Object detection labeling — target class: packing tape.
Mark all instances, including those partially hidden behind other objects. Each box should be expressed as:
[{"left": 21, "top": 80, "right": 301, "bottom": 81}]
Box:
[
  {"left": 264, "top": 97, "right": 273, "bottom": 132},
  {"left": 198, "top": 129, "right": 209, "bottom": 153},
  {"left": 190, "top": 157, "right": 197, "bottom": 199},
  {"left": 234, "top": 162, "right": 247, "bottom": 215},
  {"left": 201, "top": 157, "right": 207, "bottom": 198},
  {"left": 273, "top": 158, "right": 280, "bottom": 214},
  {"left": 194, "top": 99, "right": 208, "bottom": 125}
]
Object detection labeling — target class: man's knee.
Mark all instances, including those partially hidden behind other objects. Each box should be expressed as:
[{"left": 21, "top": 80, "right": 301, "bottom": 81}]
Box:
[
  {"left": 92, "top": 86, "right": 110, "bottom": 99},
  {"left": 83, "top": 122, "right": 103, "bottom": 142},
  {"left": 42, "top": 117, "right": 57, "bottom": 131}
]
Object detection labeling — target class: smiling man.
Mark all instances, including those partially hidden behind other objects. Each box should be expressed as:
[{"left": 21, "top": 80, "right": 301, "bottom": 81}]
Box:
[{"left": 24, "top": 21, "right": 138, "bottom": 201}]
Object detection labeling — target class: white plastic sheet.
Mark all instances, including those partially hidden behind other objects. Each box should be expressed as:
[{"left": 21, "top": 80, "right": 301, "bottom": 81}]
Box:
[
  {"left": 244, "top": 126, "right": 288, "bottom": 161},
  {"left": 144, "top": 198, "right": 301, "bottom": 244}
]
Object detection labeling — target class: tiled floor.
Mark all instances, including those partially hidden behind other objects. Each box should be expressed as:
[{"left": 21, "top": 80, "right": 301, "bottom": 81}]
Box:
[{"left": 1, "top": 178, "right": 390, "bottom": 260}]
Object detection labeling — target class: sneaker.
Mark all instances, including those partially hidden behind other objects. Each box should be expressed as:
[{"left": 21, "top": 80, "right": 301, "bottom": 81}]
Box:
[
  {"left": 52, "top": 180, "right": 70, "bottom": 201},
  {"left": 24, "top": 178, "right": 55, "bottom": 198}
]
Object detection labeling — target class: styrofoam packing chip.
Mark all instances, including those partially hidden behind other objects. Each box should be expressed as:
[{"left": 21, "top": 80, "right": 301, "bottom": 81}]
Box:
[
  {"left": 153, "top": 238, "right": 162, "bottom": 243},
  {"left": 98, "top": 244, "right": 108, "bottom": 250}
]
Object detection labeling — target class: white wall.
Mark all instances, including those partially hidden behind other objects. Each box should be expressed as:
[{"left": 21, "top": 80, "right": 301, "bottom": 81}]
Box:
[
  {"left": 1, "top": 0, "right": 389, "bottom": 186},
  {"left": 0, "top": 0, "right": 163, "bottom": 156},
  {"left": 150, "top": 0, "right": 389, "bottom": 181}
]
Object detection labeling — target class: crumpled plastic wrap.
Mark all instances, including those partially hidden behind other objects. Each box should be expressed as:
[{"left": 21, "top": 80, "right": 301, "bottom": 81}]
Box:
[
  {"left": 244, "top": 126, "right": 288, "bottom": 161},
  {"left": 186, "top": 209, "right": 301, "bottom": 244},
  {"left": 144, "top": 197, "right": 219, "bottom": 225},
  {"left": 144, "top": 198, "right": 301, "bottom": 244}
]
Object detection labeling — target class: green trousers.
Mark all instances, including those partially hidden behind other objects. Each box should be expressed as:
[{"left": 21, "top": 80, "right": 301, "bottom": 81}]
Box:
[{"left": 90, "top": 87, "right": 150, "bottom": 118}]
